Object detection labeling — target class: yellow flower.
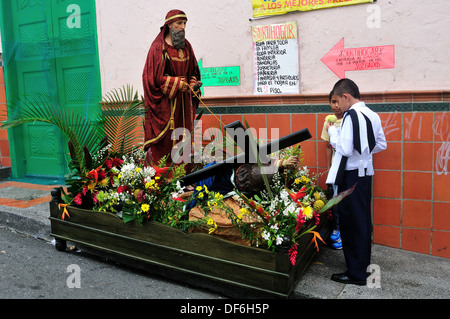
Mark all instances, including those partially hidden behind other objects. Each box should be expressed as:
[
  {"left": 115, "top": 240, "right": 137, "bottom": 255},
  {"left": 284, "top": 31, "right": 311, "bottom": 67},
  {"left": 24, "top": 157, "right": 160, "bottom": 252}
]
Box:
[
  {"left": 303, "top": 206, "right": 314, "bottom": 220},
  {"left": 145, "top": 180, "right": 156, "bottom": 188},
  {"left": 99, "top": 179, "right": 109, "bottom": 187},
  {"left": 204, "top": 185, "right": 209, "bottom": 194},
  {"left": 207, "top": 218, "right": 218, "bottom": 234},
  {"left": 240, "top": 208, "right": 250, "bottom": 215},
  {"left": 141, "top": 204, "right": 150, "bottom": 213},
  {"left": 208, "top": 222, "right": 218, "bottom": 234},
  {"left": 88, "top": 182, "right": 96, "bottom": 192},
  {"left": 196, "top": 186, "right": 203, "bottom": 192},
  {"left": 198, "top": 192, "right": 204, "bottom": 199},
  {"left": 313, "top": 200, "right": 325, "bottom": 212},
  {"left": 214, "top": 193, "right": 223, "bottom": 200},
  {"left": 301, "top": 175, "right": 310, "bottom": 183},
  {"left": 314, "top": 192, "right": 321, "bottom": 200},
  {"left": 295, "top": 178, "right": 301, "bottom": 185},
  {"left": 136, "top": 167, "right": 142, "bottom": 173}
]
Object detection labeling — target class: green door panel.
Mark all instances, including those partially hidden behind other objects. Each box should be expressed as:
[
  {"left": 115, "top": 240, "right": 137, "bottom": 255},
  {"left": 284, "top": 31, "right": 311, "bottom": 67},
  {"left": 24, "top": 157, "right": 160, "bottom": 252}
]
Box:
[{"left": 0, "top": 0, "right": 102, "bottom": 181}]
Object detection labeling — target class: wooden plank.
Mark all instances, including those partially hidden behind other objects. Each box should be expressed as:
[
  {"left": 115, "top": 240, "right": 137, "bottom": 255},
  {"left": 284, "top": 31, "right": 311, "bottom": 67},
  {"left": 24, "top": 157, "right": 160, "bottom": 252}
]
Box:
[
  {"left": 49, "top": 200, "right": 331, "bottom": 298},
  {"left": 50, "top": 217, "right": 291, "bottom": 297}
]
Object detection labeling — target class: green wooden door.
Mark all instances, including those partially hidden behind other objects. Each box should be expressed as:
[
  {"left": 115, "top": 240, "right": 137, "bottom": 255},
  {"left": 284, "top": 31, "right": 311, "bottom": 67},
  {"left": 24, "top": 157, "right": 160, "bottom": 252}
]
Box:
[{"left": 0, "top": 0, "right": 101, "bottom": 182}]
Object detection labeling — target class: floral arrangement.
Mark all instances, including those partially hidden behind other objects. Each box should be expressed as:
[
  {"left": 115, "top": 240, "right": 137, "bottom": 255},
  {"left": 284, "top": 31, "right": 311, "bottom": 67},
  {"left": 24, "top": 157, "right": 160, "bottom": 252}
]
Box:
[
  {"left": 61, "top": 142, "right": 338, "bottom": 266},
  {"left": 63, "top": 144, "right": 227, "bottom": 234},
  {"left": 232, "top": 167, "right": 329, "bottom": 265}
]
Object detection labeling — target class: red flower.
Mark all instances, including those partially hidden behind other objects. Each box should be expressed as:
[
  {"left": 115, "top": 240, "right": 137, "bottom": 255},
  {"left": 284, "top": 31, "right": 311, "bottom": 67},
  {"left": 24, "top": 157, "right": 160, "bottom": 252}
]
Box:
[
  {"left": 151, "top": 165, "right": 169, "bottom": 176},
  {"left": 173, "top": 197, "right": 186, "bottom": 203},
  {"left": 74, "top": 193, "right": 83, "bottom": 205},
  {"left": 86, "top": 169, "right": 98, "bottom": 182},
  {"left": 104, "top": 158, "right": 113, "bottom": 170},
  {"left": 295, "top": 212, "right": 306, "bottom": 234},
  {"left": 289, "top": 243, "right": 299, "bottom": 266},
  {"left": 112, "top": 157, "right": 124, "bottom": 168},
  {"left": 97, "top": 169, "right": 106, "bottom": 181},
  {"left": 117, "top": 185, "right": 131, "bottom": 194},
  {"left": 313, "top": 211, "right": 321, "bottom": 226},
  {"left": 137, "top": 191, "right": 146, "bottom": 203},
  {"left": 82, "top": 186, "right": 88, "bottom": 196},
  {"left": 289, "top": 187, "right": 307, "bottom": 203}
]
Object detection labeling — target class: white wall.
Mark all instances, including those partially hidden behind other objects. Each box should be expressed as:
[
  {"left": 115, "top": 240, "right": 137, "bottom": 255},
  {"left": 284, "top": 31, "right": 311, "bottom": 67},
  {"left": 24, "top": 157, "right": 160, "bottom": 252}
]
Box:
[{"left": 96, "top": 0, "right": 450, "bottom": 97}]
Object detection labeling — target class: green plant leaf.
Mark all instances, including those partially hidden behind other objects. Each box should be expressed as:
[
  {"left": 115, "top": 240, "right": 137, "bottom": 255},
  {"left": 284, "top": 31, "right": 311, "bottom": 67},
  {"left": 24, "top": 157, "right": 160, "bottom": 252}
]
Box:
[{"left": 319, "top": 183, "right": 356, "bottom": 213}]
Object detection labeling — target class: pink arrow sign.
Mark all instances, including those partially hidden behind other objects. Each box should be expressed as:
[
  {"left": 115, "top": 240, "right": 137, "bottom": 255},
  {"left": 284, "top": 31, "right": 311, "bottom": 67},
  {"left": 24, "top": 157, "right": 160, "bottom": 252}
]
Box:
[{"left": 321, "top": 38, "right": 395, "bottom": 79}]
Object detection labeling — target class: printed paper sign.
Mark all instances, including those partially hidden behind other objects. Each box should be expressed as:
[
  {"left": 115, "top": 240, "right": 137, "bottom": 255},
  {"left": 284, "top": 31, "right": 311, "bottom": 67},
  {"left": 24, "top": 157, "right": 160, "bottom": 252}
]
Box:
[
  {"left": 252, "top": 22, "right": 300, "bottom": 95},
  {"left": 321, "top": 38, "right": 395, "bottom": 78},
  {"left": 252, "top": 0, "right": 375, "bottom": 18}
]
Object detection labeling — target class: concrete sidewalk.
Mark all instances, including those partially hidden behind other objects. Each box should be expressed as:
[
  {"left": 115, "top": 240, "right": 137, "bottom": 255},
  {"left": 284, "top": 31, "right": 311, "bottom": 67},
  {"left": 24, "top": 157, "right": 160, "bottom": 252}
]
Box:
[{"left": 0, "top": 180, "right": 449, "bottom": 299}]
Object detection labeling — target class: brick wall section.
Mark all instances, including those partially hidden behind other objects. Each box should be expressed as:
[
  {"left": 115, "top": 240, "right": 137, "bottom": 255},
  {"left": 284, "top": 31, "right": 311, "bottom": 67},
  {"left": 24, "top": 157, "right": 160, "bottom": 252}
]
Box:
[
  {"left": 201, "top": 92, "right": 450, "bottom": 259},
  {"left": 0, "top": 68, "right": 10, "bottom": 167}
]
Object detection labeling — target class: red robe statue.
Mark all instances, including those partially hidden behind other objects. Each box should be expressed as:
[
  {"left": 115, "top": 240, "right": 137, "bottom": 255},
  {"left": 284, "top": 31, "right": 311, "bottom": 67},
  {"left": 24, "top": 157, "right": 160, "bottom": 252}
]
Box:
[{"left": 142, "top": 10, "right": 201, "bottom": 167}]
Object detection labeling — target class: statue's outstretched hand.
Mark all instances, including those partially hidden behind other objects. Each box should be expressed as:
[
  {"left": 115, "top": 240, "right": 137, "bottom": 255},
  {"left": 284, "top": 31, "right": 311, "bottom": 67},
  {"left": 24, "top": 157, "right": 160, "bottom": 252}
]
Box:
[{"left": 283, "top": 156, "right": 300, "bottom": 169}]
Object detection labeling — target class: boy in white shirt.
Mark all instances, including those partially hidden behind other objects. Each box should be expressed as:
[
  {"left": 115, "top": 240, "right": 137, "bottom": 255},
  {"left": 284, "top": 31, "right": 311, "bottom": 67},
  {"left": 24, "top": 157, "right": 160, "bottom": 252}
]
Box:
[{"left": 325, "top": 79, "right": 387, "bottom": 286}]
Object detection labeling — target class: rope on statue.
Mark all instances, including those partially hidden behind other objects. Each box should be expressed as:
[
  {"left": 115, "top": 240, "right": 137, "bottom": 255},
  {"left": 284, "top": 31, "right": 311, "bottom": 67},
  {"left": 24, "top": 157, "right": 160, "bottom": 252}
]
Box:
[{"left": 188, "top": 84, "right": 226, "bottom": 127}]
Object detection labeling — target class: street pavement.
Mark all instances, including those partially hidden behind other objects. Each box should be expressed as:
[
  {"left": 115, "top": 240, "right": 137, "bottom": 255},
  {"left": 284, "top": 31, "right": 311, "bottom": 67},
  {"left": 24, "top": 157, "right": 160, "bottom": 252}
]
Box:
[
  {"left": 0, "top": 226, "right": 223, "bottom": 299},
  {"left": 0, "top": 180, "right": 449, "bottom": 300}
]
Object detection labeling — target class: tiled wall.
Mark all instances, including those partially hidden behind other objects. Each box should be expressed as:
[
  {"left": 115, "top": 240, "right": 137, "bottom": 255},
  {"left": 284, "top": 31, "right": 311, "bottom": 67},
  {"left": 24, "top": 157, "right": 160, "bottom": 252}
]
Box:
[
  {"left": 0, "top": 68, "right": 10, "bottom": 167},
  {"left": 202, "top": 92, "right": 450, "bottom": 259}
]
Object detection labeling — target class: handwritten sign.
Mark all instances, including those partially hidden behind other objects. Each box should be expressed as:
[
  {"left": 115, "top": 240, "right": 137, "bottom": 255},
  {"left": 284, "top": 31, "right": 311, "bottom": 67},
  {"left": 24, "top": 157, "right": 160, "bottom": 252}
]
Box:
[
  {"left": 252, "top": 0, "right": 375, "bottom": 18},
  {"left": 321, "top": 38, "right": 395, "bottom": 78},
  {"left": 252, "top": 22, "right": 300, "bottom": 95},
  {"left": 198, "top": 59, "right": 240, "bottom": 87}
]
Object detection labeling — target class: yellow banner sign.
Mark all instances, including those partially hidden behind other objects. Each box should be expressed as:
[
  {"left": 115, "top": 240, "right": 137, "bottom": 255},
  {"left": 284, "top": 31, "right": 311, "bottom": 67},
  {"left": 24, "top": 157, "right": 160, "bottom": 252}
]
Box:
[{"left": 253, "top": 0, "right": 375, "bottom": 18}]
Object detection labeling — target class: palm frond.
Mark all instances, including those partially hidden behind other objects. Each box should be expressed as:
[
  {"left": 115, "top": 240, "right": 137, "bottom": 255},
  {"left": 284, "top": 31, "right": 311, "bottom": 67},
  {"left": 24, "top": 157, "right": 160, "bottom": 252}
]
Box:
[
  {"left": 1, "top": 85, "right": 144, "bottom": 178},
  {"left": 98, "top": 85, "right": 144, "bottom": 155},
  {"left": 1, "top": 93, "right": 103, "bottom": 174}
]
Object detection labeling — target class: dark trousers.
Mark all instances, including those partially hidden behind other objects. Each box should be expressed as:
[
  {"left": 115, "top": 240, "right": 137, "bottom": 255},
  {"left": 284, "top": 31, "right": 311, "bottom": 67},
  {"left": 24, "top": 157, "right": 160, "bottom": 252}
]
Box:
[{"left": 338, "top": 169, "right": 373, "bottom": 281}]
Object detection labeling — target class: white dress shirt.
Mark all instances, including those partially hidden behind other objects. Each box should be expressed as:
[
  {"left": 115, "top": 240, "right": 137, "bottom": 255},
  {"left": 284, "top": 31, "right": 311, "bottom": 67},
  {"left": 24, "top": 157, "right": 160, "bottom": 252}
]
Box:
[{"left": 326, "top": 102, "right": 387, "bottom": 184}]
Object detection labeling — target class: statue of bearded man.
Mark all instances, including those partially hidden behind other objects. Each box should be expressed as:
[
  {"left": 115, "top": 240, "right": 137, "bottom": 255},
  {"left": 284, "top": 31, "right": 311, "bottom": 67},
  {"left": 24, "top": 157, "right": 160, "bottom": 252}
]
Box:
[{"left": 142, "top": 9, "right": 202, "bottom": 168}]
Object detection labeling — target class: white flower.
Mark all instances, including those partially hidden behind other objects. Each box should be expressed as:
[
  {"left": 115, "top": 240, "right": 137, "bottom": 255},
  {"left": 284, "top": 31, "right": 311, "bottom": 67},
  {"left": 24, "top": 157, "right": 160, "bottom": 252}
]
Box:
[
  {"left": 262, "top": 231, "right": 271, "bottom": 241},
  {"left": 283, "top": 202, "right": 298, "bottom": 216},
  {"left": 143, "top": 166, "right": 156, "bottom": 178},
  {"left": 175, "top": 180, "right": 185, "bottom": 194},
  {"left": 276, "top": 236, "right": 284, "bottom": 246},
  {"left": 280, "top": 189, "right": 289, "bottom": 201}
]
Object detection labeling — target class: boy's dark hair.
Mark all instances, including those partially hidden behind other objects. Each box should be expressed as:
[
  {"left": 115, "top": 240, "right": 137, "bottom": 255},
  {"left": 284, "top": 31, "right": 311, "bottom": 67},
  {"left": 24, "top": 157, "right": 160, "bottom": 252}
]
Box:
[{"left": 331, "top": 78, "right": 361, "bottom": 100}]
